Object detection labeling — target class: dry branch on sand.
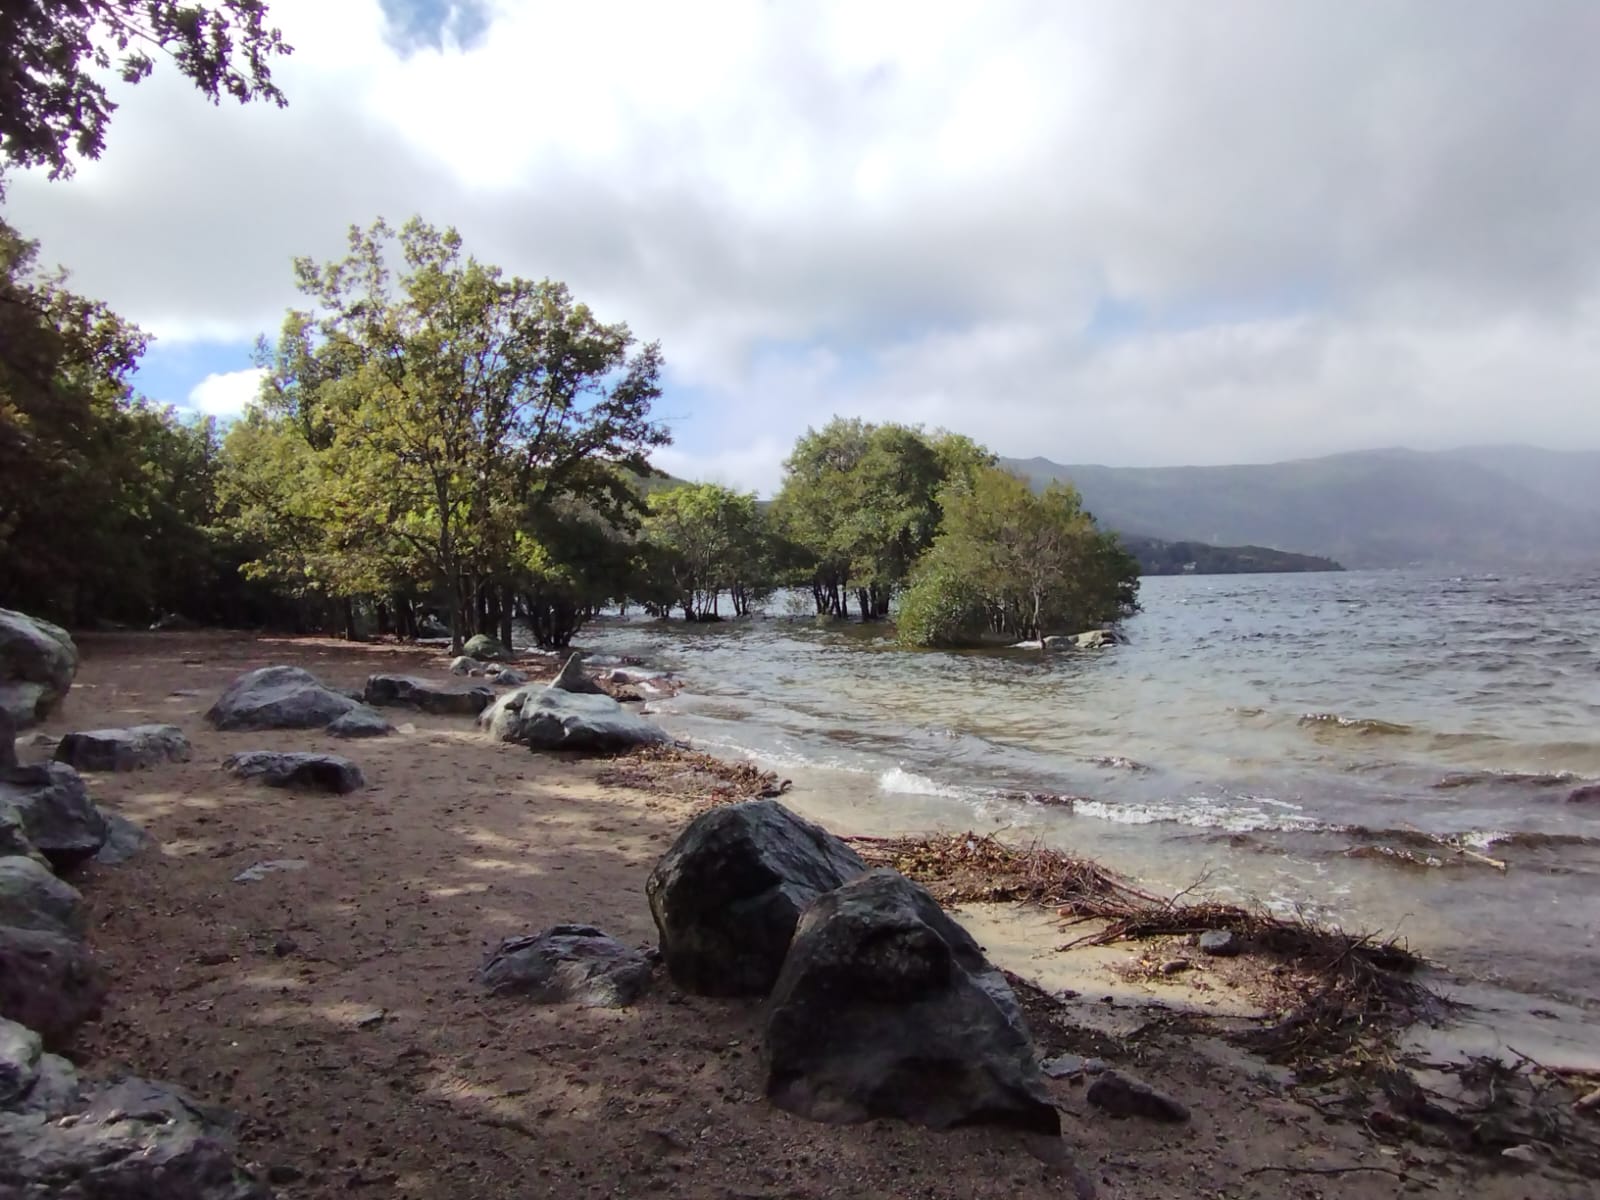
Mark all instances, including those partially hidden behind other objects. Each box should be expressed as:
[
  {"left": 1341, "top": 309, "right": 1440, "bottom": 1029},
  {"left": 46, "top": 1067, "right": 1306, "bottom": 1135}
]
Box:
[
  {"left": 848, "top": 831, "right": 1437, "bottom": 1069},
  {"left": 596, "top": 744, "right": 791, "bottom": 806}
]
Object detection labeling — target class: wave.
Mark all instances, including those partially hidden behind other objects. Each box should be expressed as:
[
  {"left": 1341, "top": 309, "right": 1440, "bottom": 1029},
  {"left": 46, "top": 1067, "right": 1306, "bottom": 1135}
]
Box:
[
  {"left": 1298, "top": 712, "right": 1415, "bottom": 736},
  {"left": 1433, "top": 770, "right": 1580, "bottom": 791},
  {"left": 877, "top": 766, "right": 970, "bottom": 800}
]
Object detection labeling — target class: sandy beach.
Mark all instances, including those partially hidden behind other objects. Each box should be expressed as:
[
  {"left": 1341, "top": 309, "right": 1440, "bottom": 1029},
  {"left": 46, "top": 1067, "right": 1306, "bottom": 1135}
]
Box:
[{"left": 20, "top": 631, "right": 1595, "bottom": 1199}]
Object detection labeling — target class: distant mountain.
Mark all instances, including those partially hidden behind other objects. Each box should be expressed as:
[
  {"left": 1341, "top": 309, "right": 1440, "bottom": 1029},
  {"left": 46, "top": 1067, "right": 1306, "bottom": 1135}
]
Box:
[
  {"left": 1120, "top": 536, "right": 1342, "bottom": 575},
  {"left": 1001, "top": 446, "right": 1600, "bottom": 569}
]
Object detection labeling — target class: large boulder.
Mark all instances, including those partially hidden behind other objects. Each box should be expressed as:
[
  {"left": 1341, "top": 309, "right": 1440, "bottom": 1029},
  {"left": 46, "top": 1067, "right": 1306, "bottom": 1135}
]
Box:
[
  {"left": 0, "top": 609, "right": 78, "bottom": 729},
  {"left": 363, "top": 674, "right": 494, "bottom": 716},
  {"left": 762, "top": 870, "right": 1060, "bottom": 1135},
  {"left": 0, "top": 926, "right": 105, "bottom": 1047},
  {"left": 480, "top": 686, "right": 670, "bottom": 753},
  {"left": 0, "top": 857, "right": 85, "bottom": 937},
  {"left": 463, "top": 633, "right": 508, "bottom": 661},
  {"left": 0, "top": 1017, "right": 80, "bottom": 1117},
  {"left": 0, "top": 1076, "right": 269, "bottom": 1198},
  {"left": 646, "top": 800, "right": 866, "bottom": 996},
  {"left": 0, "top": 764, "right": 107, "bottom": 868},
  {"left": 54, "top": 724, "right": 191, "bottom": 772},
  {"left": 550, "top": 652, "right": 604, "bottom": 694},
  {"left": 223, "top": 751, "right": 364, "bottom": 795},
  {"left": 479, "top": 925, "right": 655, "bottom": 1008},
  {"left": 205, "top": 666, "right": 361, "bottom": 731}
]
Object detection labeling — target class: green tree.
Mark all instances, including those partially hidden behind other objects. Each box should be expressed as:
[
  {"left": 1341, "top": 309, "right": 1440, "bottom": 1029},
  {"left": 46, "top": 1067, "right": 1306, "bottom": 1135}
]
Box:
[
  {"left": 897, "top": 467, "right": 1140, "bottom": 647},
  {"left": 238, "top": 216, "right": 670, "bottom": 651},
  {"left": 0, "top": 1, "right": 291, "bottom": 182},
  {"left": 641, "top": 483, "right": 770, "bottom": 619},
  {"left": 772, "top": 419, "right": 992, "bottom": 619}
]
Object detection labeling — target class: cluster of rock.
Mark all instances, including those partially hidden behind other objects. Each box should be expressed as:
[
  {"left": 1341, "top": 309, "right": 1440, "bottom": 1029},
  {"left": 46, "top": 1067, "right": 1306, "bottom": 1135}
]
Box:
[
  {"left": 1, "top": 611, "right": 268, "bottom": 1196},
  {"left": 479, "top": 653, "right": 670, "bottom": 754}
]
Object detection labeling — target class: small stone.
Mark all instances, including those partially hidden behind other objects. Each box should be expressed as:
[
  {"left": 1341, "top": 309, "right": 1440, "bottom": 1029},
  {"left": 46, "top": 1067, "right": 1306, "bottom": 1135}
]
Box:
[
  {"left": 233, "top": 859, "right": 310, "bottom": 883},
  {"left": 1040, "top": 1054, "right": 1085, "bottom": 1079},
  {"left": 354, "top": 1008, "right": 386, "bottom": 1029},
  {"left": 272, "top": 938, "right": 298, "bottom": 958},
  {"left": 1085, "top": 1070, "right": 1190, "bottom": 1123},
  {"left": 1198, "top": 930, "right": 1241, "bottom": 957},
  {"left": 1159, "top": 958, "right": 1192, "bottom": 975},
  {"left": 1501, "top": 1144, "right": 1540, "bottom": 1165},
  {"left": 268, "top": 1164, "right": 305, "bottom": 1185}
]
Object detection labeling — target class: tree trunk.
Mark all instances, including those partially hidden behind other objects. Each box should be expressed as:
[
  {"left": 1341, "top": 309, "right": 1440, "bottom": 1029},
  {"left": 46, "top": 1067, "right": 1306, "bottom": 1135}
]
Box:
[
  {"left": 341, "top": 596, "right": 360, "bottom": 642},
  {"left": 498, "top": 583, "right": 514, "bottom": 652}
]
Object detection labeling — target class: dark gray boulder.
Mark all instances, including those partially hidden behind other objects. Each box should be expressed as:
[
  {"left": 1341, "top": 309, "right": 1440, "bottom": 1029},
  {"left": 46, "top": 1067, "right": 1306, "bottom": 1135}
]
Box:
[
  {"left": 0, "top": 609, "right": 78, "bottom": 729},
  {"left": 0, "top": 764, "right": 107, "bottom": 868},
  {"left": 362, "top": 674, "right": 494, "bottom": 716},
  {"left": 1, "top": 1018, "right": 80, "bottom": 1117},
  {"left": 0, "top": 1075, "right": 269, "bottom": 1198},
  {"left": 0, "top": 925, "right": 105, "bottom": 1047},
  {"left": 54, "top": 724, "right": 191, "bottom": 772},
  {"left": 205, "top": 666, "right": 360, "bottom": 731},
  {"left": 1198, "top": 930, "right": 1241, "bottom": 957},
  {"left": 550, "top": 652, "right": 604, "bottom": 694},
  {"left": 481, "top": 685, "right": 670, "bottom": 753},
  {"left": 224, "top": 751, "right": 364, "bottom": 794},
  {"left": 93, "top": 811, "right": 152, "bottom": 866},
  {"left": 0, "top": 856, "right": 86, "bottom": 936},
  {"left": 325, "top": 707, "right": 393, "bottom": 739},
  {"left": 646, "top": 799, "right": 866, "bottom": 996},
  {"left": 479, "top": 924, "right": 655, "bottom": 1008},
  {"left": 463, "top": 633, "right": 508, "bottom": 661},
  {"left": 762, "top": 870, "right": 1060, "bottom": 1135}
]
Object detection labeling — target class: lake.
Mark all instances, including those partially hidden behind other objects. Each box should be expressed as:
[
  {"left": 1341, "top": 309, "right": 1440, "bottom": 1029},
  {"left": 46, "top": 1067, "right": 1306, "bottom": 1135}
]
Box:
[{"left": 579, "top": 570, "right": 1600, "bottom": 1035}]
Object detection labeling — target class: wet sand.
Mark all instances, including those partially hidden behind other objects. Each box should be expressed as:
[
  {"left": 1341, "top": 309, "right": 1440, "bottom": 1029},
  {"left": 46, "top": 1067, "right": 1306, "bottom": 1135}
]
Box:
[{"left": 22, "top": 631, "right": 1596, "bottom": 1199}]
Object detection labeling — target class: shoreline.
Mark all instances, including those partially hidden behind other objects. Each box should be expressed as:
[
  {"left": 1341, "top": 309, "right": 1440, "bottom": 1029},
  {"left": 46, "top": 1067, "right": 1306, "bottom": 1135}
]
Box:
[{"left": 16, "top": 630, "right": 1600, "bottom": 1198}]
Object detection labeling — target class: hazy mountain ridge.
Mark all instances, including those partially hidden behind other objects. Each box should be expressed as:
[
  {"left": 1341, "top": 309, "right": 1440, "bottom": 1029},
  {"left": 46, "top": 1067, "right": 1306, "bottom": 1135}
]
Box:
[{"left": 1002, "top": 445, "right": 1600, "bottom": 568}]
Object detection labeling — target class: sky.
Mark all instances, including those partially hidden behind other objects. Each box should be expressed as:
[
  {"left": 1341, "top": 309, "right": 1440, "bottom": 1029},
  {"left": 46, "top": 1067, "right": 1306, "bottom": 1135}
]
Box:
[{"left": 8, "top": 0, "right": 1600, "bottom": 495}]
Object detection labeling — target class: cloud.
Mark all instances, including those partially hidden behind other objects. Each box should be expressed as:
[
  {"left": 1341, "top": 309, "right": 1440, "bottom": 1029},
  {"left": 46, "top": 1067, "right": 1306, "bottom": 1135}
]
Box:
[
  {"left": 7, "top": 0, "right": 1600, "bottom": 485},
  {"left": 186, "top": 368, "right": 267, "bottom": 417}
]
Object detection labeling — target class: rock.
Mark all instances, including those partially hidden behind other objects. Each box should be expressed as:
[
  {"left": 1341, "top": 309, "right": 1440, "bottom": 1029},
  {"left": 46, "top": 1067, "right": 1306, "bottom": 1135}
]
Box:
[
  {"left": 53, "top": 724, "right": 191, "bottom": 772},
  {"left": 1040, "top": 1054, "right": 1086, "bottom": 1079},
  {"left": 1567, "top": 784, "right": 1600, "bottom": 804},
  {"left": 93, "top": 811, "right": 152, "bottom": 866},
  {"left": 1159, "top": 958, "right": 1191, "bottom": 975},
  {"left": 550, "top": 652, "right": 604, "bottom": 695},
  {"left": 224, "top": 751, "right": 364, "bottom": 794},
  {"left": 362, "top": 674, "right": 494, "bottom": 716},
  {"left": 0, "top": 857, "right": 86, "bottom": 936},
  {"left": 1085, "top": 1070, "right": 1189, "bottom": 1122},
  {"left": 232, "top": 859, "right": 309, "bottom": 883},
  {"left": 0, "top": 926, "right": 105, "bottom": 1047},
  {"left": 763, "top": 870, "right": 1060, "bottom": 1134},
  {"left": 0, "top": 709, "right": 14, "bottom": 771},
  {"left": 463, "top": 634, "right": 508, "bottom": 661},
  {"left": 489, "top": 666, "right": 528, "bottom": 686},
  {"left": 1043, "top": 629, "right": 1122, "bottom": 651},
  {"left": 1198, "top": 930, "right": 1241, "bottom": 957},
  {"left": 0, "top": 764, "right": 107, "bottom": 868},
  {"left": 481, "top": 686, "right": 670, "bottom": 754},
  {"left": 0, "top": 1075, "right": 270, "bottom": 1198},
  {"left": 0, "top": 809, "right": 45, "bottom": 866},
  {"left": 479, "top": 925, "right": 655, "bottom": 1008},
  {"left": 0, "top": 610, "right": 77, "bottom": 730},
  {"left": 205, "top": 666, "right": 361, "bottom": 731},
  {"left": 647, "top": 799, "right": 867, "bottom": 997},
  {"left": 149, "top": 612, "right": 198, "bottom": 631},
  {"left": 325, "top": 707, "right": 393, "bottom": 739},
  {"left": 1501, "top": 1144, "right": 1541, "bottom": 1165},
  {"left": 417, "top": 615, "right": 450, "bottom": 639},
  {"left": 0, "top": 1018, "right": 80, "bottom": 1116},
  {"left": 448, "top": 656, "right": 485, "bottom": 676}
]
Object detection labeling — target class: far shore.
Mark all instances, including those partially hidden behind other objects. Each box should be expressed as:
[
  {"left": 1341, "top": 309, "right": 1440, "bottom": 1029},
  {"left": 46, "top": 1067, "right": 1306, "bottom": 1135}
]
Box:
[{"left": 23, "top": 630, "right": 1598, "bottom": 1199}]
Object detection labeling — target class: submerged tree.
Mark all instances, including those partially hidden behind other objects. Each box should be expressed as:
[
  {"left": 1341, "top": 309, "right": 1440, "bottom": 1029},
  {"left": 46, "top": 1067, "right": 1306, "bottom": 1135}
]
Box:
[
  {"left": 641, "top": 483, "right": 771, "bottom": 619},
  {"left": 896, "top": 467, "right": 1139, "bottom": 647}
]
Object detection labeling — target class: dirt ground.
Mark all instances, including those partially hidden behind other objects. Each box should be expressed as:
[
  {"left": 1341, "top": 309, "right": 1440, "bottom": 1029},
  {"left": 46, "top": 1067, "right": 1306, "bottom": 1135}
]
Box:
[{"left": 21, "top": 632, "right": 1596, "bottom": 1199}]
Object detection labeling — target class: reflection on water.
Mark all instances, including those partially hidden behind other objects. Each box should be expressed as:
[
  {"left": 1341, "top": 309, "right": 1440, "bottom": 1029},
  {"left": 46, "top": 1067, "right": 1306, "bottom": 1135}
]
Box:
[{"left": 579, "top": 570, "right": 1600, "bottom": 1010}]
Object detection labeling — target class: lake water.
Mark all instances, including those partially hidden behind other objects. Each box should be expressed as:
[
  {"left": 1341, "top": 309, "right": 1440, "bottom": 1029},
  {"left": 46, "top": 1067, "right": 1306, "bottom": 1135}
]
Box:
[{"left": 579, "top": 570, "right": 1600, "bottom": 1024}]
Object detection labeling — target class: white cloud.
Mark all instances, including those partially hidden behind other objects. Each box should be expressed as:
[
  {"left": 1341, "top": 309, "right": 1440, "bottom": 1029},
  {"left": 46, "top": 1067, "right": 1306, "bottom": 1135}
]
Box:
[
  {"left": 186, "top": 368, "right": 267, "bottom": 417},
  {"left": 7, "top": 1, "right": 1600, "bottom": 483}
]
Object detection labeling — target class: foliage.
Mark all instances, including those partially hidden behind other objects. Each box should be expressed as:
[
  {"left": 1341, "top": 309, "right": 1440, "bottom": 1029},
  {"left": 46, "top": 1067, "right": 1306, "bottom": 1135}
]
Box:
[
  {"left": 896, "top": 467, "right": 1139, "bottom": 646},
  {"left": 0, "top": 0, "right": 291, "bottom": 183},
  {"left": 641, "top": 483, "right": 771, "bottom": 618},
  {"left": 229, "top": 216, "right": 670, "bottom": 649},
  {"left": 771, "top": 419, "right": 992, "bottom": 619}
]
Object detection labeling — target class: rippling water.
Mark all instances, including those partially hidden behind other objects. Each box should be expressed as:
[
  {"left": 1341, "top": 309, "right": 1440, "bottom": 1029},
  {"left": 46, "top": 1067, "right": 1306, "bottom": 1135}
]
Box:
[{"left": 580, "top": 570, "right": 1600, "bottom": 1008}]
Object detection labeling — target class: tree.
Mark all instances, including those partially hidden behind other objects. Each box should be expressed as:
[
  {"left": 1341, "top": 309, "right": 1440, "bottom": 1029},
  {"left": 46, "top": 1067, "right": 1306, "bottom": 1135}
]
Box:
[
  {"left": 641, "top": 483, "right": 770, "bottom": 619},
  {"left": 239, "top": 216, "right": 670, "bottom": 651},
  {"left": 0, "top": 0, "right": 291, "bottom": 182},
  {"left": 896, "top": 467, "right": 1140, "bottom": 647},
  {"left": 772, "top": 419, "right": 992, "bottom": 619}
]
